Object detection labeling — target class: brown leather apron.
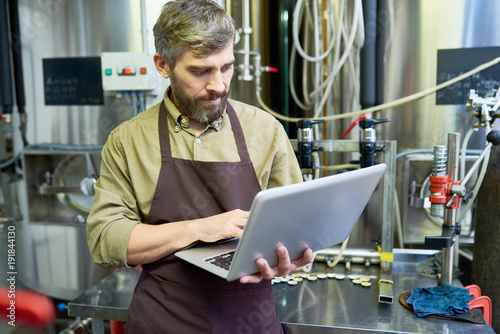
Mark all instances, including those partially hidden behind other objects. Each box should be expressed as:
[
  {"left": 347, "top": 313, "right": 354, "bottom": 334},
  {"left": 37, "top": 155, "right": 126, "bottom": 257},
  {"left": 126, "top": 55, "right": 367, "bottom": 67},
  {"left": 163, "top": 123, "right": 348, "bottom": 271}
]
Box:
[{"left": 125, "top": 101, "right": 284, "bottom": 334}]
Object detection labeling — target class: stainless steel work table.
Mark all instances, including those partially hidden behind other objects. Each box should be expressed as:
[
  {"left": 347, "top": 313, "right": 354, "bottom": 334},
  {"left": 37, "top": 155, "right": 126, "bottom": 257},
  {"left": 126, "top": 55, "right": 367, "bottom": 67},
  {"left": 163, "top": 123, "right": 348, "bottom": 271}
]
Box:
[{"left": 68, "top": 250, "right": 494, "bottom": 333}]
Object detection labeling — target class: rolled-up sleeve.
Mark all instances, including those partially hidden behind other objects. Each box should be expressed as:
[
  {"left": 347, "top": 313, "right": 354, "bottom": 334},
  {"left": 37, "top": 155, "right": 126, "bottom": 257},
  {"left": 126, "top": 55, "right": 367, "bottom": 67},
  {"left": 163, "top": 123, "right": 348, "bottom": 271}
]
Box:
[{"left": 87, "top": 131, "right": 142, "bottom": 268}]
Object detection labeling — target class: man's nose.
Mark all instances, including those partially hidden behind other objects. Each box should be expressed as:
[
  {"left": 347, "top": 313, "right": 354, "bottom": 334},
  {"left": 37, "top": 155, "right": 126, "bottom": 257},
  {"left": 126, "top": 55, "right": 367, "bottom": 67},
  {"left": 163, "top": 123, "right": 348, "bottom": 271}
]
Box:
[{"left": 206, "top": 71, "right": 225, "bottom": 93}]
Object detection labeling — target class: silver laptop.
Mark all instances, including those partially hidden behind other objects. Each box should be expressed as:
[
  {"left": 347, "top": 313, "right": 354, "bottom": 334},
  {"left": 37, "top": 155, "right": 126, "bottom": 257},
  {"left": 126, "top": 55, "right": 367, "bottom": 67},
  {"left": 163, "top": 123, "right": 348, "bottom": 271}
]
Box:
[{"left": 175, "top": 163, "right": 386, "bottom": 281}]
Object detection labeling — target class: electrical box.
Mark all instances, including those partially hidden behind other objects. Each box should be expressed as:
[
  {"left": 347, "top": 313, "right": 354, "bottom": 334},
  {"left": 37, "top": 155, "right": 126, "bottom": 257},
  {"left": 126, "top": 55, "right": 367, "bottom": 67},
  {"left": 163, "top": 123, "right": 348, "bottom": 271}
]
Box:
[{"left": 101, "top": 52, "right": 153, "bottom": 91}]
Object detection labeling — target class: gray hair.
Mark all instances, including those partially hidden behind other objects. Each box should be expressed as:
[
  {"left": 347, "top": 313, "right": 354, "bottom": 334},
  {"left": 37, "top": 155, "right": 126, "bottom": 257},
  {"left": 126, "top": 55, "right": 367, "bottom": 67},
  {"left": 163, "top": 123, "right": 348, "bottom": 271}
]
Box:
[{"left": 153, "top": 0, "right": 236, "bottom": 69}]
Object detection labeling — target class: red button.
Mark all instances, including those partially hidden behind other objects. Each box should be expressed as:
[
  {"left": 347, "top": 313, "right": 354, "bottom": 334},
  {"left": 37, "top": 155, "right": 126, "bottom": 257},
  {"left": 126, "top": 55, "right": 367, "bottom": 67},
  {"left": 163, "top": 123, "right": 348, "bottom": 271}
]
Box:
[
  {"left": 124, "top": 68, "right": 133, "bottom": 75},
  {"left": 140, "top": 67, "right": 147, "bottom": 74}
]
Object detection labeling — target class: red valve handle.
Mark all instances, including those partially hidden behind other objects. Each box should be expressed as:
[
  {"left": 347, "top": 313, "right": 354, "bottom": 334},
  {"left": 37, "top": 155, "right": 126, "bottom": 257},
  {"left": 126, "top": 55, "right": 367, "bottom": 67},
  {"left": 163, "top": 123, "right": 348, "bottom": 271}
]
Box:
[
  {"left": 263, "top": 66, "right": 278, "bottom": 73},
  {"left": 342, "top": 113, "right": 366, "bottom": 138}
]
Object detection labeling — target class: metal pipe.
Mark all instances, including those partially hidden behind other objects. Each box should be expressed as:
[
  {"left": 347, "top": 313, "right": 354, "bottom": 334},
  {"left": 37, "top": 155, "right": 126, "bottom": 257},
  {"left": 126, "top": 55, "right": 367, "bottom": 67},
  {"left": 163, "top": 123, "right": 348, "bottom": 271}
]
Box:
[
  {"left": 379, "top": 141, "right": 396, "bottom": 304},
  {"left": 315, "top": 248, "right": 381, "bottom": 265},
  {"left": 441, "top": 133, "right": 460, "bottom": 285},
  {"left": 140, "top": 0, "right": 148, "bottom": 54},
  {"left": 238, "top": 0, "right": 253, "bottom": 81}
]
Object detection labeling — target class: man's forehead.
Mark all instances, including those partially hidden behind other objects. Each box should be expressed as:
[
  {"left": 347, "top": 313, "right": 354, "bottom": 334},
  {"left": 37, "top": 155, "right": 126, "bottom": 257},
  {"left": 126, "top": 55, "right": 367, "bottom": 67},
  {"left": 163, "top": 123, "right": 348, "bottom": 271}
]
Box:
[{"left": 178, "top": 46, "right": 235, "bottom": 67}]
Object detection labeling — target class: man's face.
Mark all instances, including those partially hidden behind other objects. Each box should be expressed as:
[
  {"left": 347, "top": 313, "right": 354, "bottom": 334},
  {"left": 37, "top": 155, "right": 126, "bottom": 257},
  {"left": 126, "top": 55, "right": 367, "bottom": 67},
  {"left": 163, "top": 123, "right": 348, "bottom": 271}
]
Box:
[{"left": 167, "top": 44, "right": 235, "bottom": 124}]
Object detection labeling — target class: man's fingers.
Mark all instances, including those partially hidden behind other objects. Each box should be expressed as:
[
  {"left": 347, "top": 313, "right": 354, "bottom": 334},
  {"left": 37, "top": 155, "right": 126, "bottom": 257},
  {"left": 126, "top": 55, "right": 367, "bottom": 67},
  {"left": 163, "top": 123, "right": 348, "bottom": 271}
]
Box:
[
  {"left": 256, "top": 257, "right": 275, "bottom": 280},
  {"left": 274, "top": 246, "right": 292, "bottom": 277},
  {"left": 239, "top": 247, "right": 315, "bottom": 284},
  {"left": 239, "top": 272, "right": 263, "bottom": 284},
  {"left": 291, "top": 248, "right": 315, "bottom": 268}
]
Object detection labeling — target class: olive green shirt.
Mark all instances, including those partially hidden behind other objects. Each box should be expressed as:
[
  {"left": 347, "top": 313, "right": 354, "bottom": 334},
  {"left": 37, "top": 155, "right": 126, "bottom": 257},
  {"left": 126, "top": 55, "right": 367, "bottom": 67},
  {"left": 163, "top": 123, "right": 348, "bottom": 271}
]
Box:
[{"left": 86, "top": 91, "right": 302, "bottom": 268}]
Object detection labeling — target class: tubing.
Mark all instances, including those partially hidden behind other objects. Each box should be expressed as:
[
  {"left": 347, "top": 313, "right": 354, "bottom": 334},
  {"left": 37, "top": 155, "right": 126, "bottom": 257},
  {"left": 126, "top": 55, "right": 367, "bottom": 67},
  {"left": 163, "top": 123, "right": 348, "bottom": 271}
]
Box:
[
  {"left": 288, "top": 5, "right": 314, "bottom": 110},
  {"left": 325, "top": 236, "right": 350, "bottom": 268},
  {"left": 288, "top": 0, "right": 363, "bottom": 118},
  {"left": 312, "top": 0, "right": 362, "bottom": 119},
  {"left": 8, "top": 0, "right": 25, "bottom": 114},
  {"left": 292, "top": 0, "right": 336, "bottom": 62},
  {"left": 360, "top": 0, "right": 377, "bottom": 108},
  {"left": 263, "top": 56, "right": 500, "bottom": 123},
  {"left": 375, "top": 0, "right": 387, "bottom": 106},
  {"left": 0, "top": 0, "right": 13, "bottom": 114},
  {"left": 457, "top": 145, "right": 490, "bottom": 225}
]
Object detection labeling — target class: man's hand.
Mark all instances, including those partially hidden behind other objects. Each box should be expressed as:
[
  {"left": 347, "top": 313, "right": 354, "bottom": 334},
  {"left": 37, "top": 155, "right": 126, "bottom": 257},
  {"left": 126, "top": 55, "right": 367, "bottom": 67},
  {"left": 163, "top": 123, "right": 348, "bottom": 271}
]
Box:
[
  {"left": 197, "top": 209, "right": 249, "bottom": 243},
  {"left": 239, "top": 246, "right": 315, "bottom": 284},
  {"left": 127, "top": 209, "right": 248, "bottom": 266}
]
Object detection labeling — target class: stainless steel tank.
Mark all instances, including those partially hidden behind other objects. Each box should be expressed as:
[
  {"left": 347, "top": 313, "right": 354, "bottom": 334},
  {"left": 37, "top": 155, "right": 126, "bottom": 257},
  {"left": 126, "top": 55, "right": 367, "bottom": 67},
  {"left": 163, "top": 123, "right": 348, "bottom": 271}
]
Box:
[
  {"left": 227, "top": 0, "right": 500, "bottom": 252},
  {"left": 15, "top": 0, "right": 150, "bottom": 300}
]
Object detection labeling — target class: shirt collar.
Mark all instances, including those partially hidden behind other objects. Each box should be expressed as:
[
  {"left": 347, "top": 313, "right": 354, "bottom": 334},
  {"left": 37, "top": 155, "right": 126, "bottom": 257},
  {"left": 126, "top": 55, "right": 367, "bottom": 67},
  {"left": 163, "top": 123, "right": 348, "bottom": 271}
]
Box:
[{"left": 163, "top": 86, "right": 225, "bottom": 133}]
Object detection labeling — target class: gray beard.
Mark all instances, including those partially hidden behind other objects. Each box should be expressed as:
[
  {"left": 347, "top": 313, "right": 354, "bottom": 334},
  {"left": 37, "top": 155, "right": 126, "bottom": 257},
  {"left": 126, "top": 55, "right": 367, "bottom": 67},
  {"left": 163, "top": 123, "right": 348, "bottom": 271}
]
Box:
[{"left": 170, "top": 86, "right": 228, "bottom": 124}]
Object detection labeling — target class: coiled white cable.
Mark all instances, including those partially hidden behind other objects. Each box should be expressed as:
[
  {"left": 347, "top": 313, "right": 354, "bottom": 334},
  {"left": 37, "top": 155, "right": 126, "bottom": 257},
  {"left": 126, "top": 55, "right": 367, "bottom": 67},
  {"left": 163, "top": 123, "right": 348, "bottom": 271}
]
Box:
[{"left": 292, "top": 0, "right": 338, "bottom": 62}]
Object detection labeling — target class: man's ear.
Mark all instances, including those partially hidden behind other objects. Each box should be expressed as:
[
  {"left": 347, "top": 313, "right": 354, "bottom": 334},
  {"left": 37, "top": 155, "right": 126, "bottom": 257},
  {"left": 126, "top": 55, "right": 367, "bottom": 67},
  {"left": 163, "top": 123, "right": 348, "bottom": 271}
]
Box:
[{"left": 153, "top": 53, "right": 171, "bottom": 79}]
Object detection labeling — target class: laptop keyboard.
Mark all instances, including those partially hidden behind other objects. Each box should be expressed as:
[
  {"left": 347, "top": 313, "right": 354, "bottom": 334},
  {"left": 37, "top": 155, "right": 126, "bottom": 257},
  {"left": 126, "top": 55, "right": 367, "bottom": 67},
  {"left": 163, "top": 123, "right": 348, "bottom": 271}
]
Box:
[{"left": 205, "top": 251, "right": 235, "bottom": 271}]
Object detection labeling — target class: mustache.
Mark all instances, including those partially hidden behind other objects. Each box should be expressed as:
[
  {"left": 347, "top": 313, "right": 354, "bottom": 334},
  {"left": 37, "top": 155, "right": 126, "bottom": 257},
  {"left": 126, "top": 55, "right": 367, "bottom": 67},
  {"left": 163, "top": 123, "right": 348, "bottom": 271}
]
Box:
[{"left": 196, "top": 92, "right": 227, "bottom": 101}]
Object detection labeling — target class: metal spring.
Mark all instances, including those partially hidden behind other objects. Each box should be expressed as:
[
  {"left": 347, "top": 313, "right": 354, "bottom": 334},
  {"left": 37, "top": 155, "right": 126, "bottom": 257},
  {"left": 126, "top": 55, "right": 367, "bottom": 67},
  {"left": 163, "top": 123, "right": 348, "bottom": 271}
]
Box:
[{"left": 432, "top": 145, "right": 447, "bottom": 176}]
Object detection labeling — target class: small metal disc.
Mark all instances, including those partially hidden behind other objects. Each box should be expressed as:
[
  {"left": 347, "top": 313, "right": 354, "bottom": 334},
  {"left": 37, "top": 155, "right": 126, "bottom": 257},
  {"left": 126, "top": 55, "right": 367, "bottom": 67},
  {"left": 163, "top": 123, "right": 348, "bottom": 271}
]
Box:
[
  {"left": 361, "top": 282, "right": 372, "bottom": 287},
  {"left": 288, "top": 280, "right": 298, "bottom": 286}
]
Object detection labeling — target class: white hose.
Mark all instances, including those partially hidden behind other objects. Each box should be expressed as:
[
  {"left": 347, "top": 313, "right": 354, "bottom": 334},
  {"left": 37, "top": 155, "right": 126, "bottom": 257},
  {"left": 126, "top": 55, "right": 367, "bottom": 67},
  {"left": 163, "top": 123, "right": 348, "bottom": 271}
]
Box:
[
  {"left": 302, "top": 3, "right": 313, "bottom": 106},
  {"left": 312, "top": 0, "right": 323, "bottom": 115},
  {"left": 289, "top": 0, "right": 348, "bottom": 118},
  {"left": 312, "top": 0, "right": 361, "bottom": 119},
  {"left": 310, "top": 0, "right": 361, "bottom": 102},
  {"left": 457, "top": 145, "right": 491, "bottom": 225},
  {"left": 326, "top": 236, "right": 350, "bottom": 268},
  {"left": 292, "top": 0, "right": 337, "bottom": 62},
  {"left": 260, "top": 57, "right": 500, "bottom": 123},
  {"left": 289, "top": 3, "right": 314, "bottom": 110},
  {"left": 289, "top": 43, "right": 315, "bottom": 110}
]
